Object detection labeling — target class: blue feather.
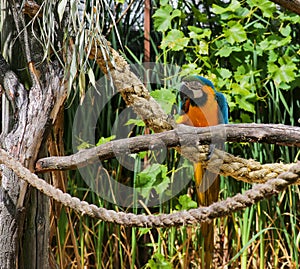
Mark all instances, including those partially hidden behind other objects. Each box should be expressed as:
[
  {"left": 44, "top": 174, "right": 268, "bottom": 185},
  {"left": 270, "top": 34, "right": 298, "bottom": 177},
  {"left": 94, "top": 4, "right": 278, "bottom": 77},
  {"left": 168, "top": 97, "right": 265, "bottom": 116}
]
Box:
[
  {"left": 195, "top": 75, "right": 216, "bottom": 90},
  {"left": 216, "top": 91, "right": 229, "bottom": 124}
]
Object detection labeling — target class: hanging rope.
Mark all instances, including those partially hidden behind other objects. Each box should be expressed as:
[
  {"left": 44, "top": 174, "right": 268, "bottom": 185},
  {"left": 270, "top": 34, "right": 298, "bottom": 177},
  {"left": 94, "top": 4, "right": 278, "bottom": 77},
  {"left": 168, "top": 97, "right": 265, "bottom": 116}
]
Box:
[{"left": 1, "top": 148, "right": 299, "bottom": 227}]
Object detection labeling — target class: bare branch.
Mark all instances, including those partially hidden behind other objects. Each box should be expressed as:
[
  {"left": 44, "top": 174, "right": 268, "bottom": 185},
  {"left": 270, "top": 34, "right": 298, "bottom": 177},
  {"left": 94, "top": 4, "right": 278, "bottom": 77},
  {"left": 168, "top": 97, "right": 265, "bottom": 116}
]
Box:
[
  {"left": 35, "top": 123, "right": 300, "bottom": 184},
  {"left": 270, "top": 0, "right": 300, "bottom": 15}
]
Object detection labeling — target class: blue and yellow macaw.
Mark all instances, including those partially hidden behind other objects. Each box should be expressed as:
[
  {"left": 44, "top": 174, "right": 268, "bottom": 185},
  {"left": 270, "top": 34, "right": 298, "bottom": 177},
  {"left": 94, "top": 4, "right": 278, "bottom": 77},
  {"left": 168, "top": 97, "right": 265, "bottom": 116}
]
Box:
[{"left": 177, "top": 75, "right": 228, "bottom": 268}]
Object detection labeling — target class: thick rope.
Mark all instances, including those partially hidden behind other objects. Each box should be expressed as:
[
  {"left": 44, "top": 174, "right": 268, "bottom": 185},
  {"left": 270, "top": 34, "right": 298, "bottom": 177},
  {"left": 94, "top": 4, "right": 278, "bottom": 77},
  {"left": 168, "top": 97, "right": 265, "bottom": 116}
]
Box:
[{"left": 1, "top": 149, "right": 299, "bottom": 227}]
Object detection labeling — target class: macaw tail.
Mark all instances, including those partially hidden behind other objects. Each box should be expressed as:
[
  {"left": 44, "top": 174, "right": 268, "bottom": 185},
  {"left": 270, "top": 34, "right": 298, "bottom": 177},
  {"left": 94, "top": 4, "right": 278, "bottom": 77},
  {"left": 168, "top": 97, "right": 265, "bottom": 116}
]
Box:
[{"left": 194, "top": 162, "right": 220, "bottom": 269}]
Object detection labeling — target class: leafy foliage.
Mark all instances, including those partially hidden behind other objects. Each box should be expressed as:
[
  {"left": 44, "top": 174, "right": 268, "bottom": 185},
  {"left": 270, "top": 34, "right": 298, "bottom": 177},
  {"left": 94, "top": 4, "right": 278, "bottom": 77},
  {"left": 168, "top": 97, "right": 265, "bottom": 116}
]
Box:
[
  {"left": 153, "top": 0, "right": 300, "bottom": 123},
  {"left": 52, "top": 0, "right": 300, "bottom": 268},
  {"left": 136, "top": 164, "right": 170, "bottom": 198}
]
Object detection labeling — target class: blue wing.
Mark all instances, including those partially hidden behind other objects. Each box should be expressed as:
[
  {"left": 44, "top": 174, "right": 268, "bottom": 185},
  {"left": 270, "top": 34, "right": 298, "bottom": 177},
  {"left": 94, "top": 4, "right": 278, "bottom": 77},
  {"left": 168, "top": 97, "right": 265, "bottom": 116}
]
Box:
[{"left": 216, "top": 92, "right": 229, "bottom": 124}]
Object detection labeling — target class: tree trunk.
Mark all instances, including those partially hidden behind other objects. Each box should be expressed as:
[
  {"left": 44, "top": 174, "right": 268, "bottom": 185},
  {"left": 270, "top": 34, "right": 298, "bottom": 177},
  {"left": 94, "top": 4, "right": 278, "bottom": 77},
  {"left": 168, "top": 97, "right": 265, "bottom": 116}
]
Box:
[
  {"left": 0, "top": 59, "right": 65, "bottom": 268},
  {"left": 0, "top": 1, "right": 66, "bottom": 268}
]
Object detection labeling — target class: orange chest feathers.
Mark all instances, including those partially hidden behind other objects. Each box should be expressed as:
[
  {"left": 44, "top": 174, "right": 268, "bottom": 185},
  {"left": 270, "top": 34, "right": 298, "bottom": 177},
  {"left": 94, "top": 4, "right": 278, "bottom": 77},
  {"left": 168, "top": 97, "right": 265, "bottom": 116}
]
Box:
[{"left": 177, "top": 87, "right": 219, "bottom": 127}]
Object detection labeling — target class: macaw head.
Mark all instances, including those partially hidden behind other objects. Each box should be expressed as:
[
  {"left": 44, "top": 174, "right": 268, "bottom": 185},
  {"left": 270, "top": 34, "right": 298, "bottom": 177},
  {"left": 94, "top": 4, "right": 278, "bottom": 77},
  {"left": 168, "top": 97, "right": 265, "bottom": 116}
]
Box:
[
  {"left": 179, "top": 76, "right": 216, "bottom": 111},
  {"left": 178, "top": 75, "right": 228, "bottom": 125}
]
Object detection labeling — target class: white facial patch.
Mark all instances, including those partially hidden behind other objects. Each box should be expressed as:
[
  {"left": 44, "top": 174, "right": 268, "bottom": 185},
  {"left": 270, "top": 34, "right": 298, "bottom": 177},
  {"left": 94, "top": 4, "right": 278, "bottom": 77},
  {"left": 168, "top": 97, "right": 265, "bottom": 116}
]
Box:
[{"left": 192, "top": 89, "right": 203, "bottom": 99}]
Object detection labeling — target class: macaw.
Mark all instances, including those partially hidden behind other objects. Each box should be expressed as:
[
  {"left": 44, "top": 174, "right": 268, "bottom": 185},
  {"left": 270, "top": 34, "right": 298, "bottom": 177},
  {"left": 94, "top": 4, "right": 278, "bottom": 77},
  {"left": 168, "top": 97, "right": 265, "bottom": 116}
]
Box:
[{"left": 177, "top": 75, "right": 228, "bottom": 268}]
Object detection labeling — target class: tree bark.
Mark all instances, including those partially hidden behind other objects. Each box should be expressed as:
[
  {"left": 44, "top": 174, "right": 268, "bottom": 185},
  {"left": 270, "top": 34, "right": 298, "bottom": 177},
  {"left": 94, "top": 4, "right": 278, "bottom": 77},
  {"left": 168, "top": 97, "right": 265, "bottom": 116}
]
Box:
[
  {"left": 0, "top": 57, "right": 65, "bottom": 268},
  {"left": 0, "top": 1, "right": 66, "bottom": 268},
  {"left": 270, "top": 0, "right": 300, "bottom": 15},
  {"left": 35, "top": 123, "right": 300, "bottom": 172}
]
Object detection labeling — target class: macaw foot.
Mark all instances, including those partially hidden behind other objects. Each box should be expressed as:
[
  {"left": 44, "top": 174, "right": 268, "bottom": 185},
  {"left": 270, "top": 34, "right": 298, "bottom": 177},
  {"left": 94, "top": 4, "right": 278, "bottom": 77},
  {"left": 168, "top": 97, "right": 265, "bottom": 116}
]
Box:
[
  {"left": 207, "top": 143, "right": 225, "bottom": 160},
  {"left": 207, "top": 144, "right": 215, "bottom": 160}
]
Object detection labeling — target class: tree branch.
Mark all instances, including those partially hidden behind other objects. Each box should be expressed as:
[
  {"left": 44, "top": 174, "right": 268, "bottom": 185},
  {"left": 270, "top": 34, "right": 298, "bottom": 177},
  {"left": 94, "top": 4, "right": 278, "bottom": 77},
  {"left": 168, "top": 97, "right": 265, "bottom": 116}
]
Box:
[
  {"left": 270, "top": 0, "right": 300, "bottom": 15},
  {"left": 35, "top": 123, "right": 300, "bottom": 184}
]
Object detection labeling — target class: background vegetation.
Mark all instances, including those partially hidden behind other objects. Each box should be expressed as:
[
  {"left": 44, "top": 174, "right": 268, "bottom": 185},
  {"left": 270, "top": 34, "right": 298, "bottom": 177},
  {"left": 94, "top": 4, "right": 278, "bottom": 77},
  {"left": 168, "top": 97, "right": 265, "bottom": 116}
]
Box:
[{"left": 53, "top": 0, "right": 300, "bottom": 268}]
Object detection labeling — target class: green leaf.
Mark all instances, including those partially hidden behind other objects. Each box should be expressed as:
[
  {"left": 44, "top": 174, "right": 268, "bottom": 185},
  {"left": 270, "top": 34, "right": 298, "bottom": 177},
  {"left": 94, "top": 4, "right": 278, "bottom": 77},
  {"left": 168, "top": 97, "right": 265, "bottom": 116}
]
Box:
[
  {"left": 160, "top": 0, "right": 169, "bottom": 6},
  {"left": 268, "top": 56, "right": 297, "bottom": 84},
  {"left": 136, "top": 164, "right": 170, "bottom": 198},
  {"left": 153, "top": 5, "right": 181, "bottom": 32},
  {"left": 77, "top": 141, "right": 93, "bottom": 150},
  {"left": 212, "top": 0, "right": 248, "bottom": 20},
  {"left": 235, "top": 96, "right": 256, "bottom": 113},
  {"left": 125, "top": 119, "right": 145, "bottom": 127},
  {"left": 231, "top": 83, "right": 251, "bottom": 96},
  {"left": 280, "top": 24, "right": 291, "bottom": 37},
  {"left": 253, "top": 22, "right": 265, "bottom": 29},
  {"left": 212, "top": 0, "right": 241, "bottom": 14},
  {"left": 277, "top": 82, "right": 290, "bottom": 90},
  {"left": 215, "top": 44, "right": 242, "bottom": 57},
  {"left": 240, "top": 112, "right": 253, "bottom": 123},
  {"left": 235, "top": 65, "right": 246, "bottom": 76},
  {"left": 188, "top": 26, "right": 211, "bottom": 39},
  {"left": 153, "top": 5, "right": 173, "bottom": 32},
  {"left": 216, "top": 46, "right": 233, "bottom": 57},
  {"left": 136, "top": 164, "right": 162, "bottom": 186},
  {"left": 96, "top": 135, "right": 116, "bottom": 146},
  {"left": 176, "top": 195, "right": 198, "bottom": 211},
  {"left": 279, "top": 13, "right": 300, "bottom": 24},
  {"left": 148, "top": 253, "right": 173, "bottom": 269},
  {"left": 247, "top": 0, "right": 276, "bottom": 18},
  {"left": 160, "top": 29, "right": 189, "bottom": 51},
  {"left": 172, "top": 9, "right": 182, "bottom": 18},
  {"left": 224, "top": 21, "right": 247, "bottom": 44},
  {"left": 154, "top": 177, "right": 170, "bottom": 197},
  {"left": 197, "top": 41, "right": 209, "bottom": 55},
  {"left": 187, "top": 25, "right": 203, "bottom": 34},
  {"left": 258, "top": 35, "right": 291, "bottom": 51},
  {"left": 217, "top": 68, "right": 232, "bottom": 79},
  {"left": 243, "top": 40, "right": 256, "bottom": 53},
  {"left": 138, "top": 151, "right": 148, "bottom": 159},
  {"left": 138, "top": 228, "right": 151, "bottom": 237},
  {"left": 150, "top": 89, "right": 176, "bottom": 114},
  {"left": 181, "top": 63, "right": 202, "bottom": 76},
  {"left": 212, "top": 4, "right": 227, "bottom": 15}
]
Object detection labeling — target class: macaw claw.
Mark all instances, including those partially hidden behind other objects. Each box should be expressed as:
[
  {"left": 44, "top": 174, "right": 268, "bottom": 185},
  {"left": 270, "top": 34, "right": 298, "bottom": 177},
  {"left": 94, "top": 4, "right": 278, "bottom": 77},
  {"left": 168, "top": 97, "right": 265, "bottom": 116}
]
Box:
[{"left": 207, "top": 144, "right": 215, "bottom": 160}]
